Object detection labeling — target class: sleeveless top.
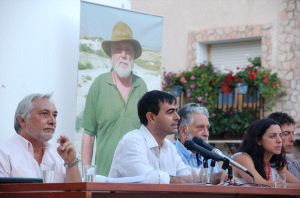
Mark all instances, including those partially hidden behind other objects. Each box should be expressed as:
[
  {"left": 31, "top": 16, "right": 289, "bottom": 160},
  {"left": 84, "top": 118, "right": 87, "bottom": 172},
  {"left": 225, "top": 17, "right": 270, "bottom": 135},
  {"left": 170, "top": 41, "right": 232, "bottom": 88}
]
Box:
[{"left": 232, "top": 152, "right": 278, "bottom": 184}]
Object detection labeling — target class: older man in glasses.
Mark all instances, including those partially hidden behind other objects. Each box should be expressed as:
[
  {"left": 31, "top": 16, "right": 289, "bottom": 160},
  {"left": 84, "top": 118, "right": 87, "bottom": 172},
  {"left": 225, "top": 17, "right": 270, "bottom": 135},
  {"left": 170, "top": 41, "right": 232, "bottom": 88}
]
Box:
[{"left": 175, "top": 103, "right": 225, "bottom": 184}]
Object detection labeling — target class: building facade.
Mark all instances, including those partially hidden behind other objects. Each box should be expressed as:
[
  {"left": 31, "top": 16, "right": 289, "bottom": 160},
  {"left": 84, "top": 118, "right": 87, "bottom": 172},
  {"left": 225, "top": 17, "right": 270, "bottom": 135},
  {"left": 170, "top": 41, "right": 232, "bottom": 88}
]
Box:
[{"left": 132, "top": 0, "right": 300, "bottom": 137}]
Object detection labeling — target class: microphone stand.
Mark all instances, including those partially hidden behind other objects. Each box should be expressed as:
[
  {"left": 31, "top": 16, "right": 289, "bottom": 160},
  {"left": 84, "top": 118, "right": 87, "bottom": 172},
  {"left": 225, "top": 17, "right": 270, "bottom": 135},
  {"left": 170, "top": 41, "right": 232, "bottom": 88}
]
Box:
[
  {"left": 203, "top": 158, "right": 208, "bottom": 169},
  {"left": 203, "top": 158, "right": 210, "bottom": 184},
  {"left": 221, "top": 158, "right": 230, "bottom": 170},
  {"left": 209, "top": 160, "right": 216, "bottom": 183},
  {"left": 221, "top": 158, "right": 234, "bottom": 182},
  {"left": 227, "top": 165, "right": 233, "bottom": 181}
]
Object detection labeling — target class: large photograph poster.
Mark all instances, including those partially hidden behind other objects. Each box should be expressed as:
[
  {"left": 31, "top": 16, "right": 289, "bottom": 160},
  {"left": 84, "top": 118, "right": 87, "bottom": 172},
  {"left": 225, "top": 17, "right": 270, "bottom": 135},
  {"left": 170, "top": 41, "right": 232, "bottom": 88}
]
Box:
[{"left": 76, "top": 2, "right": 163, "bottom": 133}]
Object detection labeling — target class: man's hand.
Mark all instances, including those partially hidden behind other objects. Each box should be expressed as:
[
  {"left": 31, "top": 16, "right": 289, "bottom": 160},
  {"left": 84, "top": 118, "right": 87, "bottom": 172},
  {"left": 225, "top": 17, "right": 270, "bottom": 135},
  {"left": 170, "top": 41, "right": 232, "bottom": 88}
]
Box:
[{"left": 57, "top": 135, "right": 77, "bottom": 164}]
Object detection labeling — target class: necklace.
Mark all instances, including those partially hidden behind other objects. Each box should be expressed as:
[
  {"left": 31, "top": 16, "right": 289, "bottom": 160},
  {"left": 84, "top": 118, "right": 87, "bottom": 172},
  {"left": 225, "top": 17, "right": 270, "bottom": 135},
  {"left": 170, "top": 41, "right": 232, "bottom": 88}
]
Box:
[{"left": 264, "top": 162, "right": 272, "bottom": 181}]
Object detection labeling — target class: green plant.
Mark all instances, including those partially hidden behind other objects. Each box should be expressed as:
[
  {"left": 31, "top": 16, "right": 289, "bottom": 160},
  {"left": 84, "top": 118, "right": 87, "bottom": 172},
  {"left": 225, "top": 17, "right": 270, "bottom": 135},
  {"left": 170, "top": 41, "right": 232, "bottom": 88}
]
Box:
[
  {"left": 163, "top": 63, "right": 221, "bottom": 111},
  {"left": 78, "top": 62, "right": 93, "bottom": 70},
  {"left": 209, "top": 109, "right": 258, "bottom": 138},
  {"left": 162, "top": 71, "right": 181, "bottom": 91},
  {"left": 162, "top": 57, "right": 285, "bottom": 138},
  {"left": 256, "top": 68, "right": 283, "bottom": 110},
  {"left": 218, "top": 57, "right": 284, "bottom": 109},
  {"left": 80, "top": 43, "right": 94, "bottom": 53}
]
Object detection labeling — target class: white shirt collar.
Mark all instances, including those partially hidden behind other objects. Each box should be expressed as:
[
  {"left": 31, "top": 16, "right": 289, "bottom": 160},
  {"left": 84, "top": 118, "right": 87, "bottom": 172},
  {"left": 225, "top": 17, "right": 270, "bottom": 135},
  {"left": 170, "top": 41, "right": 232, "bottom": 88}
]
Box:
[{"left": 139, "top": 125, "right": 168, "bottom": 149}]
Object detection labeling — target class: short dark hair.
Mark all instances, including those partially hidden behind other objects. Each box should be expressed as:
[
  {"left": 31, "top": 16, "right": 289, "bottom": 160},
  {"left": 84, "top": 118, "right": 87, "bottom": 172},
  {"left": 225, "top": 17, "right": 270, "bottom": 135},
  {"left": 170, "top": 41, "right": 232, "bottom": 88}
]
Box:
[
  {"left": 138, "top": 90, "right": 176, "bottom": 126},
  {"left": 268, "top": 112, "right": 295, "bottom": 126}
]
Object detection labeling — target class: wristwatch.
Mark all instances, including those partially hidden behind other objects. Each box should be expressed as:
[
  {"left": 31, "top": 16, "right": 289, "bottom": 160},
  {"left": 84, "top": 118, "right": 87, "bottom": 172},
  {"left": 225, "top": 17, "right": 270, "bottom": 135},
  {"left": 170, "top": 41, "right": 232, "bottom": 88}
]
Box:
[{"left": 64, "top": 158, "right": 80, "bottom": 169}]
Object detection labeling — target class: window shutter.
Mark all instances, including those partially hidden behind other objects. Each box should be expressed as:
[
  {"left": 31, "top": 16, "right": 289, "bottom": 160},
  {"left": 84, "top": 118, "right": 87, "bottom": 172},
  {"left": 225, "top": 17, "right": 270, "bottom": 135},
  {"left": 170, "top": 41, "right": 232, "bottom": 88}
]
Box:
[{"left": 210, "top": 40, "right": 261, "bottom": 71}]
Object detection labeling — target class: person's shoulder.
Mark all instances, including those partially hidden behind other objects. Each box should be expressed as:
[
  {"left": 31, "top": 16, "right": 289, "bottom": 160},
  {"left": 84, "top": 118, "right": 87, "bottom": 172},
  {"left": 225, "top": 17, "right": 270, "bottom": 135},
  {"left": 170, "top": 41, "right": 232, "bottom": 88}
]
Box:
[
  {"left": 286, "top": 155, "right": 293, "bottom": 163},
  {"left": 0, "top": 140, "right": 10, "bottom": 153},
  {"left": 232, "top": 152, "right": 252, "bottom": 162},
  {"left": 0, "top": 134, "right": 21, "bottom": 152},
  {"left": 120, "top": 129, "right": 143, "bottom": 143},
  {"left": 93, "top": 72, "right": 111, "bottom": 83},
  {"left": 87, "top": 72, "right": 112, "bottom": 92},
  {"left": 286, "top": 155, "right": 300, "bottom": 165},
  {"left": 132, "top": 74, "right": 147, "bottom": 86}
]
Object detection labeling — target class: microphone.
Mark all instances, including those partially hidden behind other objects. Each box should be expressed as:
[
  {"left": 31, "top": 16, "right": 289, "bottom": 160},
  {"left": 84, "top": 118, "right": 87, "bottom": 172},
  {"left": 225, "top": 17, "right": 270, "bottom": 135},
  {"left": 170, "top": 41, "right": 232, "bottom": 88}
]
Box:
[
  {"left": 192, "top": 136, "right": 214, "bottom": 151},
  {"left": 192, "top": 137, "right": 254, "bottom": 178},
  {"left": 184, "top": 140, "right": 224, "bottom": 162}
]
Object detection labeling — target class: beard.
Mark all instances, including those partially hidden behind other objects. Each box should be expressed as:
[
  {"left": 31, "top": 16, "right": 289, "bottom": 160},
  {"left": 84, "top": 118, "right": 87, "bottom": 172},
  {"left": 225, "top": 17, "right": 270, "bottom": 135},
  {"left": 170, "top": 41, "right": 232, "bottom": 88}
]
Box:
[{"left": 113, "top": 60, "right": 134, "bottom": 78}]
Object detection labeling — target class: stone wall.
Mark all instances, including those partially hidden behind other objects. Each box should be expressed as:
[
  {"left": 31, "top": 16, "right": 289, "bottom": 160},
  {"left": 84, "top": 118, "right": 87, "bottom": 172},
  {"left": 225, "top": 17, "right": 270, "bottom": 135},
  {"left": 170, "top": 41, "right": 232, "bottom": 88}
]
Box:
[
  {"left": 276, "top": 0, "right": 300, "bottom": 136},
  {"left": 187, "top": 24, "right": 273, "bottom": 70}
]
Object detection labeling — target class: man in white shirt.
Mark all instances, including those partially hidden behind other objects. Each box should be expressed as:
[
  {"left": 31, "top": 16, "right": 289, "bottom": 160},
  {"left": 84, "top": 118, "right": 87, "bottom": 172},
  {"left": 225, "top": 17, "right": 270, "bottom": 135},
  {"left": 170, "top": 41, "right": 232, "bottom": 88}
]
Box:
[
  {"left": 109, "top": 90, "right": 192, "bottom": 184},
  {"left": 0, "top": 93, "right": 81, "bottom": 182}
]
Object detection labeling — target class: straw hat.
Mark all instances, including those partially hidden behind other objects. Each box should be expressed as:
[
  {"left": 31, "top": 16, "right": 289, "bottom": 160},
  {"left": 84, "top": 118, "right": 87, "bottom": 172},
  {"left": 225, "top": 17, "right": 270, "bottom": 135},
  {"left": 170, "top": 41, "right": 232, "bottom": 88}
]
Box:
[{"left": 101, "top": 21, "right": 142, "bottom": 59}]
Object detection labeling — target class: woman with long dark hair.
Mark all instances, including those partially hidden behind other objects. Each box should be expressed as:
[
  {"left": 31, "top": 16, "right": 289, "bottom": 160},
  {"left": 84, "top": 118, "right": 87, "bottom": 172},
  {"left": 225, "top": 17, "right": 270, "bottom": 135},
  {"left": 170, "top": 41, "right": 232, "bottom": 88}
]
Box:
[{"left": 232, "top": 118, "right": 299, "bottom": 186}]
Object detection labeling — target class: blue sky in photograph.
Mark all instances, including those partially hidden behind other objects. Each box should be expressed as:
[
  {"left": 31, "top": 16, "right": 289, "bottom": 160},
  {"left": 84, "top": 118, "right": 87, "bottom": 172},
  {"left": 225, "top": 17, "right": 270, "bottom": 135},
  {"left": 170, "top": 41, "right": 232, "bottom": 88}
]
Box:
[{"left": 80, "top": 2, "right": 163, "bottom": 50}]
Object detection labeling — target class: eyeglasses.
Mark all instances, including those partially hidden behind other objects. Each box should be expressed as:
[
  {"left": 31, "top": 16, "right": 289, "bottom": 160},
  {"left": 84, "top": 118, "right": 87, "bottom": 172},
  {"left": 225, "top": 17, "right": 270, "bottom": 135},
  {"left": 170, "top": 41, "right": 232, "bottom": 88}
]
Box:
[{"left": 111, "top": 43, "right": 134, "bottom": 55}]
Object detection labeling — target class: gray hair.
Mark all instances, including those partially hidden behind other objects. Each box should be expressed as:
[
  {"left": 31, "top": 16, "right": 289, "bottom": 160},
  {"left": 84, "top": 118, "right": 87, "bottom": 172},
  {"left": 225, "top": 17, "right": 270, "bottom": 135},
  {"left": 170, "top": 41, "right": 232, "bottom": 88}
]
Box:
[
  {"left": 14, "top": 93, "right": 53, "bottom": 133},
  {"left": 176, "top": 103, "right": 209, "bottom": 139}
]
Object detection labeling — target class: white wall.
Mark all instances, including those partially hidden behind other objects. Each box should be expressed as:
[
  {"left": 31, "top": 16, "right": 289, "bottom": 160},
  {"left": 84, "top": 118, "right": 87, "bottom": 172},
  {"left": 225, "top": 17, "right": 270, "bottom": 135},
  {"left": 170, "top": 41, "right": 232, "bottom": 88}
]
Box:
[
  {"left": 0, "top": 0, "right": 80, "bottom": 143},
  {"left": 132, "top": 0, "right": 281, "bottom": 72}
]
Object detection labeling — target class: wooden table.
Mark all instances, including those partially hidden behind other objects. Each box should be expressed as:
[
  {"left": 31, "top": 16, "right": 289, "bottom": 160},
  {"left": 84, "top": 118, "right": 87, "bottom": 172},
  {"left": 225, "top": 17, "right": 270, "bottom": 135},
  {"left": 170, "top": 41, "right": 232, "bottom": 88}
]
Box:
[{"left": 0, "top": 182, "right": 299, "bottom": 198}]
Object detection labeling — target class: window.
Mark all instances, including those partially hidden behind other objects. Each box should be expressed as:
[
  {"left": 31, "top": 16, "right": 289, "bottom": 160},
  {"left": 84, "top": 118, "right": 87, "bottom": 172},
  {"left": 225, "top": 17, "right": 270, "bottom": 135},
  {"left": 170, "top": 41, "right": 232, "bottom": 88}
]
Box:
[{"left": 197, "top": 39, "right": 261, "bottom": 72}]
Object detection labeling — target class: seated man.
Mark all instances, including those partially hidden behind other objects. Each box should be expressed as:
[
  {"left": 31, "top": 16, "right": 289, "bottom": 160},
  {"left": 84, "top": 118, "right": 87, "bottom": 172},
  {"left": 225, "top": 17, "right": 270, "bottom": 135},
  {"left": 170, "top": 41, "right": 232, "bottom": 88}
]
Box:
[
  {"left": 109, "top": 90, "right": 192, "bottom": 184},
  {"left": 175, "top": 103, "right": 225, "bottom": 184},
  {"left": 268, "top": 112, "right": 300, "bottom": 180},
  {"left": 0, "top": 93, "right": 81, "bottom": 182}
]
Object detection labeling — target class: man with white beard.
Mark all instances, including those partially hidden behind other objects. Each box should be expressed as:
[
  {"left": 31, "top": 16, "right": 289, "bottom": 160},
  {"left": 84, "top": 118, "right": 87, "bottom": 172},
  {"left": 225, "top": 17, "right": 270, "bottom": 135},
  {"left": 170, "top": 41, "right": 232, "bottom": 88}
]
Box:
[{"left": 81, "top": 21, "right": 148, "bottom": 176}]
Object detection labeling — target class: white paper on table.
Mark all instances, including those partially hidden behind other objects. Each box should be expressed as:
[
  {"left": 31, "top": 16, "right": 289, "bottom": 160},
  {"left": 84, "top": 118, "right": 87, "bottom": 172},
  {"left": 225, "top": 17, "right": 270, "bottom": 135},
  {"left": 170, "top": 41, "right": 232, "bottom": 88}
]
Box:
[{"left": 94, "top": 175, "right": 146, "bottom": 183}]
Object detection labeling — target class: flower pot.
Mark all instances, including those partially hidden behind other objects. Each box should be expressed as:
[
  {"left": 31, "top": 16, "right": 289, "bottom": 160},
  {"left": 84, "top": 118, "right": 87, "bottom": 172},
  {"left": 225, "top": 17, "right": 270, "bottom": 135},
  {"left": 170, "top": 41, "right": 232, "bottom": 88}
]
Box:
[
  {"left": 169, "top": 85, "right": 182, "bottom": 97},
  {"left": 237, "top": 83, "right": 248, "bottom": 94},
  {"left": 221, "top": 84, "right": 233, "bottom": 94}
]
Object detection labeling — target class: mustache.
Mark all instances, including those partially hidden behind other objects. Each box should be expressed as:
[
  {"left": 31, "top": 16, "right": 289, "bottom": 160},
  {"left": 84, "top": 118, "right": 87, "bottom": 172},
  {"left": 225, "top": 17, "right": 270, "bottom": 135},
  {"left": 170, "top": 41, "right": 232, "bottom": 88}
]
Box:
[{"left": 117, "top": 60, "right": 131, "bottom": 65}]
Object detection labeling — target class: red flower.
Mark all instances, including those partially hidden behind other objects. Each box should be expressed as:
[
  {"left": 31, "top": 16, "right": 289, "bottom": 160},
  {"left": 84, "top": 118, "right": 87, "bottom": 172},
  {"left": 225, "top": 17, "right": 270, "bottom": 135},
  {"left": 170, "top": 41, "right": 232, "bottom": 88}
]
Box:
[
  {"left": 263, "top": 77, "right": 269, "bottom": 83},
  {"left": 227, "top": 73, "right": 234, "bottom": 78},
  {"left": 245, "top": 65, "right": 251, "bottom": 70},
  {"left": 190, "top": 83, "right": 197, "bottom": 89},
  {"left": 249, "top": 72, "right": 256, "bottom": 80},
  {"left": 272, "top": 82, "right": 279, "bottom": 87},
  {"left": 190, "top": 75, "right": 196, "bottom": 81},
  {"left": 224, "top": 73, "right": 234, "bottom": 85},
  {"left": 237, "top": 77, "right": 243, "bottom": 83},
  {"left": 221, "top": 82, "right": 232, "bottom": 94},
  {"left": 197, "top": 96, "right": 205, "bottom": 104},
  {"left": 179, "top": 76, "right": 187, "bottom": 84}
]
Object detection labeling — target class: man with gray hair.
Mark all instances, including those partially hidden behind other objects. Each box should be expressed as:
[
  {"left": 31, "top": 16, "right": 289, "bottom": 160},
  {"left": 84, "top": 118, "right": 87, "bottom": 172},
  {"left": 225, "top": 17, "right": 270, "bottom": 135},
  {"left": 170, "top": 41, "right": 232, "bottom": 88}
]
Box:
[
  {"left": 175, "top": 103, "right": 224, "bottom": 184},
  {"left": 0, "top": 93, "right": 81, "bottom": 182}
]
